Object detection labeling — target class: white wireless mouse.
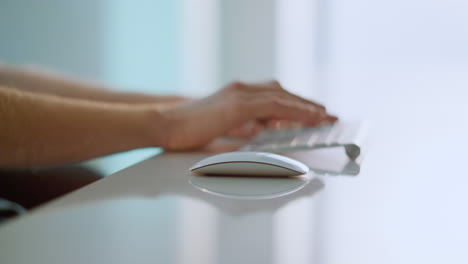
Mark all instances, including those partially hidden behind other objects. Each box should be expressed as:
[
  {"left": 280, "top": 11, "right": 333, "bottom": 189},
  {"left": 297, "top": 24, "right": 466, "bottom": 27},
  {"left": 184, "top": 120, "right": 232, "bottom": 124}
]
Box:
[{"left": 190, "top": 152, "right": 309, "bottom": 176}]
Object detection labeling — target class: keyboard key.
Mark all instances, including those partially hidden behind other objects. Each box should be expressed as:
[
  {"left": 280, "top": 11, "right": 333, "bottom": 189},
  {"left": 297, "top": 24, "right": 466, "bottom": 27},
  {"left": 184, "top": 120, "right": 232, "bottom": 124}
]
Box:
[{"left": 240, "top": 121, "right": 366, "bottom": 160}]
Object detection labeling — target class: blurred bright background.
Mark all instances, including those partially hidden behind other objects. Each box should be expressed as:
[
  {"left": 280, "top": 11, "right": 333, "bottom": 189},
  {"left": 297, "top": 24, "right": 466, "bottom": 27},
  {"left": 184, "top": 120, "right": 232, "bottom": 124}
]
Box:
[
  {"left": 1, "top": 2, "right": 468, "bottom": 263},
  {"left": 1, "top": 0, "right": 467, "bottom": 174}
]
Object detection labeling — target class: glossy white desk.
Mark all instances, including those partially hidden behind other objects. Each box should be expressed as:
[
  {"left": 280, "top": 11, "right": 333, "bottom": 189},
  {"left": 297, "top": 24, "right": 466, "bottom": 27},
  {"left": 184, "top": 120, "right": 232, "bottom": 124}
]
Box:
[{"left": 1, "top": 66, "right": 467, "bottom": 264}]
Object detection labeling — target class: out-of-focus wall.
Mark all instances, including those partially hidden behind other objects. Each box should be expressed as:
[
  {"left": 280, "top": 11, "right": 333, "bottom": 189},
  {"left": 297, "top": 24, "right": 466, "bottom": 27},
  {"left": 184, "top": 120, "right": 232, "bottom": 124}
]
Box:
[
  {"left": 220, "top": 0, "right": 275, "bottom": 83},
  {"left": 0, "top": 0, "right": 105, "bottom": 79},
  {"left": 2, "top": 0, "right": 467, "bottom": 91},
  {"left": 327, "top": 0, "right": 468, "bottom": 65},
  {"left": 102, "top": 0, "right": 184, "bottom": 94}
]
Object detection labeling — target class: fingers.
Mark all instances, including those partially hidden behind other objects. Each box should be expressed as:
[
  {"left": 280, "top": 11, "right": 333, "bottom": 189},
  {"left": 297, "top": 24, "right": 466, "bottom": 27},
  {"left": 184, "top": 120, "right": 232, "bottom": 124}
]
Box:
[
  {"left": 230, "top": 80, "right": 327, "bottom": 111},
  {"left": 223, "top": 80, "right": 338, "bottom": 132},
  {"left": 227, "top": 121, "right": 264, "bottom": 138},
  {"left": 243, "top": 97, "right": 331, "bottom": 126},
  {"left": 248, "top": 89, "right": 337, "bottom": 121}
]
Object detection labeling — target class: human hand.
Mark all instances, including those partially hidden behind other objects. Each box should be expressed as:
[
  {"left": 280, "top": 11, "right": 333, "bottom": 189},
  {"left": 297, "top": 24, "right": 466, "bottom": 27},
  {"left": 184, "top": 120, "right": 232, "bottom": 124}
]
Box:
[{"left": 156, "top": 81, "right": 337, "bottom": 151}]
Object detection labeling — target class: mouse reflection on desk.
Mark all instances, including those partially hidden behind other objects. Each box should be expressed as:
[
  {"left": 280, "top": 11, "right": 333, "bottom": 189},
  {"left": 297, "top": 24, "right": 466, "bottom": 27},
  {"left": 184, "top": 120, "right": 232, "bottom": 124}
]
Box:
[{"left": 190, "top": 152, "right": 309, "bottom": 177}]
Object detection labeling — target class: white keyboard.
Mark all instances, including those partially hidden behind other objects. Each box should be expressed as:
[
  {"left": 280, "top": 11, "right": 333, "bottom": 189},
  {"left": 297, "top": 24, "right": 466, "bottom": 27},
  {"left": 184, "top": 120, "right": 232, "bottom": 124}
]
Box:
[{"left": 240, "top": 122, "right": 367, "bottom": 160}]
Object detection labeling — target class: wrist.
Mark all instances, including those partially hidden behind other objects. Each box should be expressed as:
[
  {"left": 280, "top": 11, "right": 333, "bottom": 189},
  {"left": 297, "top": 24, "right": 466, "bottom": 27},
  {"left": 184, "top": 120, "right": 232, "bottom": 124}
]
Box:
[{"left": 141, "top": 106, "right": 173, "bottom": 148}]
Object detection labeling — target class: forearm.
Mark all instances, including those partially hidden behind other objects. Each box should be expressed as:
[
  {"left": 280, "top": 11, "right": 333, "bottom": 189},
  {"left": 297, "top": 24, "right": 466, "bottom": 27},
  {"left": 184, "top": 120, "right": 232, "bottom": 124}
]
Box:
[
  {"left": 0, "top": 64, "right": 186, "bottom": 104},
  {"left": 0, "top": 86, "right": 164, "bottom": 167}
]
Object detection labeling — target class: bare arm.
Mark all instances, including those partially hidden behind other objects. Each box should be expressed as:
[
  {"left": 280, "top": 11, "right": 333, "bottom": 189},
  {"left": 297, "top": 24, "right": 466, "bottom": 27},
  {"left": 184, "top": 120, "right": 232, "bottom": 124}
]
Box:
[
  {"left": 0, "top": 85, "right": 163, "bottom": 167},
  {"left": 0, "top": 81, "right": 336, "bottom": 167},
  {"left": 0, "top": 64, "right": 186, "bottom": 104}
]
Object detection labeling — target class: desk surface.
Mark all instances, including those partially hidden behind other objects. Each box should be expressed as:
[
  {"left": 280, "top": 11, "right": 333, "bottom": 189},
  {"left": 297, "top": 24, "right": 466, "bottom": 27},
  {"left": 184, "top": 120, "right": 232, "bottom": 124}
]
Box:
[{"left": 1, "top": 66, "right": 467, "bottom": 264}]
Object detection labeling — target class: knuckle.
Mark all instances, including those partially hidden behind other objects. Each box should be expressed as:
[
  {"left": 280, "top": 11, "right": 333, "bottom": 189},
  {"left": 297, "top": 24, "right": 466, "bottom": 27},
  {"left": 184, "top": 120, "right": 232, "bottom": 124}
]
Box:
[
  {"left": 226, "top": 81, "right": 245, "bottom": 92},
  {"left": 270, "top": 80, "right": 283, "bottom": 90}
]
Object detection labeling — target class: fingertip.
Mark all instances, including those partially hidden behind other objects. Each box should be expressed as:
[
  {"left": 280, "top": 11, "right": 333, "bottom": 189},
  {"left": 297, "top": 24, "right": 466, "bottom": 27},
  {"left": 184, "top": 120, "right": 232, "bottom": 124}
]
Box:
[{"left": 327, "top": 115, "right": 339, "bottom": 122}]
